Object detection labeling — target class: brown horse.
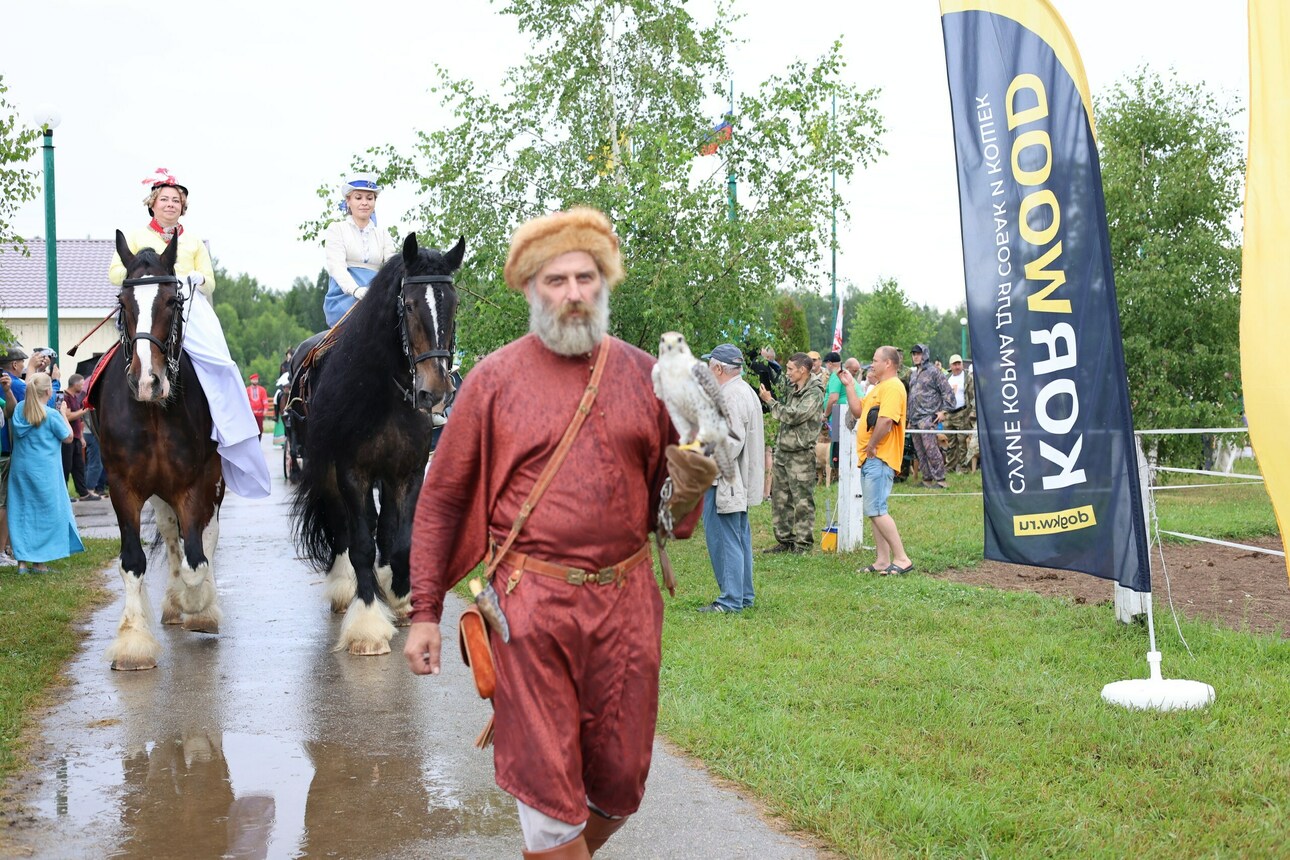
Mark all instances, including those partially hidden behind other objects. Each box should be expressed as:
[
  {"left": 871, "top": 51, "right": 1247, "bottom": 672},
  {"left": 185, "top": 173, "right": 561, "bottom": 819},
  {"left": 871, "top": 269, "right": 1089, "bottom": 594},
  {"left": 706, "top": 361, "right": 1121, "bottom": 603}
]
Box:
[{"left": 87, "top": 230, "right": 225, "bottom": 670}]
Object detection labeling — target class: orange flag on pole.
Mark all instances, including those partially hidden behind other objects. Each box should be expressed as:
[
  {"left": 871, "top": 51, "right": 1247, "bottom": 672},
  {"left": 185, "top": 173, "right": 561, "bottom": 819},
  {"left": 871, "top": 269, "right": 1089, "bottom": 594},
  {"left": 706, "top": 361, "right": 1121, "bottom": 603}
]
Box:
[{"left": 1242, "top": 0, "right": 1290, "bottom": 585}]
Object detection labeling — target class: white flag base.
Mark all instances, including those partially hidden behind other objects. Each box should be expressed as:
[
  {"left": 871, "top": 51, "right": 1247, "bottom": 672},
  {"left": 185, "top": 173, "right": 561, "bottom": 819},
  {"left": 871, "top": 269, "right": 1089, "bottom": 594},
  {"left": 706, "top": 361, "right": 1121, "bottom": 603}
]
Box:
[{"left": 1101, "top": 651, "right": 1214, "bottom": 712}]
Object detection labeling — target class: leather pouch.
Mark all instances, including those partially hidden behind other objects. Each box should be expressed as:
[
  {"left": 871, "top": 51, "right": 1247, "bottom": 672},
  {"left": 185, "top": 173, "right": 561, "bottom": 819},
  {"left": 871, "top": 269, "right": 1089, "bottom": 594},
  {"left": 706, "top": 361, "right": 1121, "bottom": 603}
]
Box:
[{"left": 458, "top": 604, "right": 496, "bottom": 700}]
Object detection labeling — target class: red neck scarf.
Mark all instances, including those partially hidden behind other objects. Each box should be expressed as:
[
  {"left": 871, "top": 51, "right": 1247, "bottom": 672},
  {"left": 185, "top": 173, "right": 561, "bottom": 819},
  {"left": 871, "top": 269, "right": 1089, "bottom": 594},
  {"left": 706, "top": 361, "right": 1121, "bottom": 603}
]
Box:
[{"left": 149, "top": 218, "right": 184, "bottom": 243}]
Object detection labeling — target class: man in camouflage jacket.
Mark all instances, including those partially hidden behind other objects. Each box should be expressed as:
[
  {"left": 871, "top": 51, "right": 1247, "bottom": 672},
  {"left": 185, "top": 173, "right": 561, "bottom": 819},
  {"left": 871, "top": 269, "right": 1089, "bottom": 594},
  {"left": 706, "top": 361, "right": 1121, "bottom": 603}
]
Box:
[
  {"left": 907, "top": 343, "right": 955, "bottom": 488},
  {"left": 758, "top": 352, "right": 827, "bottom": 552}
]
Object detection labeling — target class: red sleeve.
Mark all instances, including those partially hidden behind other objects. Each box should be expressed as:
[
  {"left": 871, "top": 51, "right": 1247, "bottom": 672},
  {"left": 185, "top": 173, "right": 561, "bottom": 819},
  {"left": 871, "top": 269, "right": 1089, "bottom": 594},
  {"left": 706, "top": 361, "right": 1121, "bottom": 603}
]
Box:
[{"left": 409, "top": 370, "right": 493, "bottom": 624}]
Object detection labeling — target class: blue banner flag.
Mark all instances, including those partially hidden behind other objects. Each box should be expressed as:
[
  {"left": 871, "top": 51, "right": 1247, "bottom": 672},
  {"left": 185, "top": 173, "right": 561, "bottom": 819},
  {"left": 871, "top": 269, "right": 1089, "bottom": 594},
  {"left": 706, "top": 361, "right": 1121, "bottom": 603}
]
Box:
[{"left": 939, "top": 0, "right": 1150, "bottom": 591}]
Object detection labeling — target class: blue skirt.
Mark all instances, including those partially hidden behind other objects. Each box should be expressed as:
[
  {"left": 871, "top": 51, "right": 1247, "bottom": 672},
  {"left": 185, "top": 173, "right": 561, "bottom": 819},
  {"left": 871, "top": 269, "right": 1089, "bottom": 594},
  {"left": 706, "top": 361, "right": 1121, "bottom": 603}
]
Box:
[{"left": 324, "top": 267, "right": 378, "bottom": 327}]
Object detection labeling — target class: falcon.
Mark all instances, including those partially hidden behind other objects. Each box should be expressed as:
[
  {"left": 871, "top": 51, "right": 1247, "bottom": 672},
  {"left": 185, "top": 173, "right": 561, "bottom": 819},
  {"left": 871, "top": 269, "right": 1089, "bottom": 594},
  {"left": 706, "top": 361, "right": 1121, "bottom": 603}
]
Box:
[{"left": 652, "top": 332, "right": 737, "bottom": 483}]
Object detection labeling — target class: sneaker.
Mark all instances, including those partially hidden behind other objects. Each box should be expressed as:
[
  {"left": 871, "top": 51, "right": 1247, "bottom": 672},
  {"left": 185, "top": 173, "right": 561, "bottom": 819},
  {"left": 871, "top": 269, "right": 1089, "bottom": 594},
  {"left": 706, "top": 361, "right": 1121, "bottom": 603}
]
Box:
[
  {"left": 697, "top": 602, "right": 735, "bottom": 613},
  {"left": 0, "top": 551, "right": 16, "bottom": 567},
  {"left": 80, "top": 492, "right": 102, "bottom": 501}
]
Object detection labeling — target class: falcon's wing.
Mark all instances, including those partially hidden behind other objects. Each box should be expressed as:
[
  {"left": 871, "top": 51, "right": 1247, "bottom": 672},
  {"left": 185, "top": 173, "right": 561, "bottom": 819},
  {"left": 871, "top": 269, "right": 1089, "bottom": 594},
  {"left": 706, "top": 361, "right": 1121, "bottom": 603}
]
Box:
[{"left": 690, "top": 361, "right": 732, "bottom": 425}]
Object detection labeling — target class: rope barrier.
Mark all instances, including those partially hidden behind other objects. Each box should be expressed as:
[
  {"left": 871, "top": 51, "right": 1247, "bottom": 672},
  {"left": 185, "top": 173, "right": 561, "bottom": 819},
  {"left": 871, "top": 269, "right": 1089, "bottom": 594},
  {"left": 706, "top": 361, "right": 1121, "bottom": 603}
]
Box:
[
  {"left": 1150, "top": 484, "right": 1259, "bottom": 489},
  {"left": 1135, "top": 427, "right": 1248, "bottom": 435},
  {"left": 1157, "top": 530, "right": 1285, "bottom": 558},
  {"left": 1154, "top": 465, "right": 1262, "bottom": 480}
]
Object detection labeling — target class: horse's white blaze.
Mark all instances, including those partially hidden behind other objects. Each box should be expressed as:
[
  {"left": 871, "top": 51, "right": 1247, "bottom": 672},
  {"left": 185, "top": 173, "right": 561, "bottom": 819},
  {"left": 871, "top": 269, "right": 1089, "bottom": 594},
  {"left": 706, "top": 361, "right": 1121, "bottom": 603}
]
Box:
[
  {"left": 335, "top": 597, "right": 396, "bottom": 655},
  {"left": 324, "top": 550, "right": 357, "bottom": 613},
  {"left": 427, "top": 289, "right": 440, "bottom": 349},
  {"left": 106, "top": 566, "right": 160, "bottom": 667},
  {"left": 132, "top": 284, "right": 163, "bottom": 399}
]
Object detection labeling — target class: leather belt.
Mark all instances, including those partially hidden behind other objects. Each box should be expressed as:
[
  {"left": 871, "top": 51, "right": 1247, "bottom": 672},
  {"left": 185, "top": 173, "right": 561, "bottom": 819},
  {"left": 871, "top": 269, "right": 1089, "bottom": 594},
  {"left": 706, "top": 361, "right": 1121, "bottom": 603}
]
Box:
[{"left": 495, "top": 542, "right": 651, "bottom": 590}]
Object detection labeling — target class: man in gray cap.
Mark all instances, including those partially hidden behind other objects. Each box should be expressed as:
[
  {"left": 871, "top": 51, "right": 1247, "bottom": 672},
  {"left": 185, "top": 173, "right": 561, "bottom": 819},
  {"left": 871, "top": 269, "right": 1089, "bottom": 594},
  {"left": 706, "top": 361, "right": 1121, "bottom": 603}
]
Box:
[{"left": 697, "top": 343, "right": 765, "bottom": 612}]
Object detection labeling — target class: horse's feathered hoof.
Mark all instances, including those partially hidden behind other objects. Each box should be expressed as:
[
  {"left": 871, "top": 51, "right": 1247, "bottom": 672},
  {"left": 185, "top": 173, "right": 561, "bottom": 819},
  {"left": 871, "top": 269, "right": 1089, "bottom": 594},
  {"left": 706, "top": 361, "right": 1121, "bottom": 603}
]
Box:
[
  {"left": 161, "top": 606, "right": 183, "bottom": 625},
  {"left": 347, "top": 640, "right": 391, "bottom": 657},
  {"left": 182, "top": 614, "right": 220, "bottom": 635},
  {"left": 392, "top": 614, "right": 412, "bottom": 628},
  {"left": 111, "top": 656, "right": 158, "bottom": 672}
]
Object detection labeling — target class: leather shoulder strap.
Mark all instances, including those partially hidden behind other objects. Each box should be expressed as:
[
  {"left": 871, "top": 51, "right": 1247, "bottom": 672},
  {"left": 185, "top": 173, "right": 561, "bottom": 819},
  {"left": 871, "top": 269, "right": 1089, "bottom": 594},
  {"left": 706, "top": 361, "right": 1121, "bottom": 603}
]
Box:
[{"left": 485, "top": 336, "right": 612, "bottom": 577}]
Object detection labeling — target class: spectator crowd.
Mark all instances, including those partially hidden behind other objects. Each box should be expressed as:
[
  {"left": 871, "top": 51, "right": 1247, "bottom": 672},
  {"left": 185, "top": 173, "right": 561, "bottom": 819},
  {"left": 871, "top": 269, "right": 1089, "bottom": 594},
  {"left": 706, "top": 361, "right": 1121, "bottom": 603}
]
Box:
[{"left": 684, "top": 335, "right": 978, "bottom": 612}]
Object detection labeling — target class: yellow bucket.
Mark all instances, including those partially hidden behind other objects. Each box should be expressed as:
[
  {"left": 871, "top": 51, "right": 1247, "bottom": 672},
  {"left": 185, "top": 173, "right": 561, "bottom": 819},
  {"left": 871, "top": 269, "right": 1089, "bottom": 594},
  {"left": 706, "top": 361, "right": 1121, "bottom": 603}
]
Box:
[{"left": 820, "top": 525, "right": 838, "bottom": 552}]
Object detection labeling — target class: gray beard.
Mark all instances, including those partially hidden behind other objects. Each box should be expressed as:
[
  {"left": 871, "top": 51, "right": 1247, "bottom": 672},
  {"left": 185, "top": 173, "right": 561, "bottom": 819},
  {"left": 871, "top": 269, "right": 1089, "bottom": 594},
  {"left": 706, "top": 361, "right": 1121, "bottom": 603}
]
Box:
[{"left": 528, "top": 285, "right": 610, "bottom": 356}]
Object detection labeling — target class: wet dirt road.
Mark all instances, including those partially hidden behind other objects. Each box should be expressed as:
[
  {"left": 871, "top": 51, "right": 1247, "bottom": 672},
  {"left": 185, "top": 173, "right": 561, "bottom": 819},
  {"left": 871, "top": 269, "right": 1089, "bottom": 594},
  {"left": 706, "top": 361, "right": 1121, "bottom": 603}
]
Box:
[{"left": 6, "top": 441, "right": 820, "bottom": 859}]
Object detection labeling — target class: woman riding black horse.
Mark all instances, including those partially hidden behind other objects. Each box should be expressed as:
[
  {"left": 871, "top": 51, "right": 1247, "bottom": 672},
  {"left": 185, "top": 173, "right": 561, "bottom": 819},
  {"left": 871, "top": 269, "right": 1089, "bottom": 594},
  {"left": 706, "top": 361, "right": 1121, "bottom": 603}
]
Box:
[{"left": 290, "top": 232, "right": 463, "bottom": 655}]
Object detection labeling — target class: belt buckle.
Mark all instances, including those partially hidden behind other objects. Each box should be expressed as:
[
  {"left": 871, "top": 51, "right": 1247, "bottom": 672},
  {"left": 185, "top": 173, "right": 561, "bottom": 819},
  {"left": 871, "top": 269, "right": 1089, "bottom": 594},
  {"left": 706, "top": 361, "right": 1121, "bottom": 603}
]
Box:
[
  {"left": 565, "top": 568, "right": 588, "bottom": 586},
  {"left": 595, "top": 567, "right": 616, "bottom": 585}
]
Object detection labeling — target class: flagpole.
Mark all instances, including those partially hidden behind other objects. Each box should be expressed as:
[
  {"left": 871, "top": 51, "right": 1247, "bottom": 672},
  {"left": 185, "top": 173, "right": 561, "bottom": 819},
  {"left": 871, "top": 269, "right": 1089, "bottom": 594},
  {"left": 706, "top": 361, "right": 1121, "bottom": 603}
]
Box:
[
  {"left": 727, "top": 81, "right": 737, "bottom": 222},
  {"left": 830, "top": 92, "right": 837, "bottom": 329}
]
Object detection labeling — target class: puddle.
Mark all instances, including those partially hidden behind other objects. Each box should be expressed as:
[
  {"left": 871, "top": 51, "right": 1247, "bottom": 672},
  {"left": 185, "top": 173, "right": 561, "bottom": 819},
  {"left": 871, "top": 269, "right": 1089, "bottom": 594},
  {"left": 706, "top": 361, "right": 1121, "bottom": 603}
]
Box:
[{"left": 26, "top": 731, "right": 513, "bottom": 859}]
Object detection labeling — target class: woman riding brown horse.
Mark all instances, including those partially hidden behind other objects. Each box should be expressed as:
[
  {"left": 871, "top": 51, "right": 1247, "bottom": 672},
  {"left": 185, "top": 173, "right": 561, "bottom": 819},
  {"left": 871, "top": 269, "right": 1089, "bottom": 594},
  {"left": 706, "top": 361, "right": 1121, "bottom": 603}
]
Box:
[{"left": 89, "top": 231, "right": 226, "bottom": 670}]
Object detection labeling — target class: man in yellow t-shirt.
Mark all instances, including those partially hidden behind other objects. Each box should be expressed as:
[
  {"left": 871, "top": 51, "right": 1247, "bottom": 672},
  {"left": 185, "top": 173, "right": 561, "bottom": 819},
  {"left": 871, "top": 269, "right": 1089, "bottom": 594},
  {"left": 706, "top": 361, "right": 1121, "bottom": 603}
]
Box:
[{"left": 841, "top": 345, "right": 914, "bottom": 575}]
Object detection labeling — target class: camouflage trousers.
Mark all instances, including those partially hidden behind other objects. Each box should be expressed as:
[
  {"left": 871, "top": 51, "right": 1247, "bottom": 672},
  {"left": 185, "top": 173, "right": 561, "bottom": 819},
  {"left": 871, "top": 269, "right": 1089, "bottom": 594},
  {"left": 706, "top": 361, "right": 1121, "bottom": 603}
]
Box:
[
  {"left": 944, "top": 410, "right": 976, "bottom": 472},
  {"left": 911, "top": 417, "right": 947, "bottom": 483},
  {"left": 771, "top": 448, "right": 817, "bottom": 548}
]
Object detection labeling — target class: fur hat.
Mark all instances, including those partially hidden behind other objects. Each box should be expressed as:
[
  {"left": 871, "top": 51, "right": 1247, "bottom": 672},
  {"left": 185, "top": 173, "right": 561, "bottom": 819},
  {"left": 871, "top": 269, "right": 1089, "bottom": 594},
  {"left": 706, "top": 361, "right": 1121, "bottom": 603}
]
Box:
[{"left": 503, "top": 207, "right": 624, "bottom": 291}]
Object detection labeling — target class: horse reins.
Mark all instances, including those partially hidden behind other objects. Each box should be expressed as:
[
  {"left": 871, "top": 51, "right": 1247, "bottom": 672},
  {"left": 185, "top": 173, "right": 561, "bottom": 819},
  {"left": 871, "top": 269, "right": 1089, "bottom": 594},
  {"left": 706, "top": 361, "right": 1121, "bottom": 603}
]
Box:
[
  {"left": 119, "top": 275, "right": 189, "bottom": 381},
  {"left": 395, "top": 274, "right": 456, "bottom": 406}
]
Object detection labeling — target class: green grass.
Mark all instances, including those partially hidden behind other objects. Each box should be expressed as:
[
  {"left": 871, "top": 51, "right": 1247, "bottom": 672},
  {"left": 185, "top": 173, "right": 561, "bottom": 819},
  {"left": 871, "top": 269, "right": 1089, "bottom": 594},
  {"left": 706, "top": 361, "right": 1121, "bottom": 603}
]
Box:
[
  {"left": 658, "top": 475, "right": 1289, "bottom": 858},
  {"left": 0, "top": 539, "right": 116, "bottom": 780}
]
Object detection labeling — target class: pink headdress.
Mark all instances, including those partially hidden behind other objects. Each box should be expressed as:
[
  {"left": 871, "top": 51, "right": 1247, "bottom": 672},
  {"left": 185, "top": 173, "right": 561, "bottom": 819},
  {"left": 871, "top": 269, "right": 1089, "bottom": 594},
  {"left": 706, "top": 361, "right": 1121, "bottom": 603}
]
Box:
[{"left": 141, "top": 167, "right": 188, "bottom": 194}]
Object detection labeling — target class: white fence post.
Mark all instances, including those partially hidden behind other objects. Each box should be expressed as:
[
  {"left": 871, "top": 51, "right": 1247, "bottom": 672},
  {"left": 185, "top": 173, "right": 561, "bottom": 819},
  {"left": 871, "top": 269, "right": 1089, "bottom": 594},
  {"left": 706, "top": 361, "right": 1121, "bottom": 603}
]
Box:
[
  {"left": 1114, "top": 436, "right": 1152, "bottom": 623},
  {"left": 837, "top": 414, "right": 864, "bottom": 551}
]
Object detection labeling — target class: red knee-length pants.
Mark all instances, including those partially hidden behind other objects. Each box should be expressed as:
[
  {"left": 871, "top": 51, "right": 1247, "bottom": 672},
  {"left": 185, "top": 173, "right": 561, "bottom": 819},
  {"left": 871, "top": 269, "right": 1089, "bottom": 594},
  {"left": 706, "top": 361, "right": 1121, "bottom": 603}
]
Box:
[{"left": 490, "top": 555, "right": 663, "bottom": 824}]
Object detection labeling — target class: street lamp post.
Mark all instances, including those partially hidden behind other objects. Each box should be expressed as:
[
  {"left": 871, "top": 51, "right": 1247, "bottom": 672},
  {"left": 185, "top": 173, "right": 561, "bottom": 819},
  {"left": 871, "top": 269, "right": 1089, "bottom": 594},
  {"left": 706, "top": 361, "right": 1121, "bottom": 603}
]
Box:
[
  {"left": 959, "top": 316, "right": 968, "bottom": 360},
  {"left": 34, "top": 108, "right": 61, "bottom": 356}
]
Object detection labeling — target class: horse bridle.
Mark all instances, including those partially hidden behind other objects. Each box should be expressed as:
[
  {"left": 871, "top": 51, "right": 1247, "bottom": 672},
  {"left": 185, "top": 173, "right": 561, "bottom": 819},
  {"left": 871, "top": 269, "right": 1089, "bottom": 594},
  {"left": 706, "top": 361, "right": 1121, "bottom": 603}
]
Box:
[
  {"left": 395, "top": 274, "right": 455, "bottom": 406},
  {"left": 118, "top": 275, "right": 189, "bottom": 381}
]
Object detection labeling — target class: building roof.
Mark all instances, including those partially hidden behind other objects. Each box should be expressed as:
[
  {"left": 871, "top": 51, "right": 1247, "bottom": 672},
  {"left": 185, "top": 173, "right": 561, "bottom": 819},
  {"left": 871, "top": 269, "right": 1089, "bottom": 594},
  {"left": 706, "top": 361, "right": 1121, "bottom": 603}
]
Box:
[{"left": 0, "top": 239, "right": 116, "bottom": 312}]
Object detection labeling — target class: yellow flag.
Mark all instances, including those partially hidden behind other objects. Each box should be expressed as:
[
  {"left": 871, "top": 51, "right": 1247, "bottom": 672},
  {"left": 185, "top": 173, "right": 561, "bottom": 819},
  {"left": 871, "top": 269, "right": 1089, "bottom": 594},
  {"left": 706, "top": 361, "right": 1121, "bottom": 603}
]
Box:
[{"left": 1242, "top": 0, "right": 1290, "bottom": 585}]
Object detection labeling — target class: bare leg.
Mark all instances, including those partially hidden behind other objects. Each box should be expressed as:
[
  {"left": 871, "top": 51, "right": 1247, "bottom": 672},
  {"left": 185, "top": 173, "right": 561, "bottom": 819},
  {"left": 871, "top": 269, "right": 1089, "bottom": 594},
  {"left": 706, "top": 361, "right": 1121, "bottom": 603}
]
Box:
[{"left": 868, "top": 514, "right": 911, "bottom": 569}]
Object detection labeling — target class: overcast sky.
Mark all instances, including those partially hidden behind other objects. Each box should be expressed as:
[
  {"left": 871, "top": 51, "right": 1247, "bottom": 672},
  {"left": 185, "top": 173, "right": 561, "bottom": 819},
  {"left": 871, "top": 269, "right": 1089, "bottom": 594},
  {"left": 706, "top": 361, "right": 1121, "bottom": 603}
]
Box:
[{"left": 4, "top": 1, "right": 1248, "bottom": 313}]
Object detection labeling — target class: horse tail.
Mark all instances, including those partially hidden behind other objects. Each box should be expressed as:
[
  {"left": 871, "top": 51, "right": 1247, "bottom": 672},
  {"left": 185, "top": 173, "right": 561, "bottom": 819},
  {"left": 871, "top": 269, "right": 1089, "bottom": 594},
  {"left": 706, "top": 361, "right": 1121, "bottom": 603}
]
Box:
[{"left": 290, "top": 457, "right": 339, "bottom": 572}]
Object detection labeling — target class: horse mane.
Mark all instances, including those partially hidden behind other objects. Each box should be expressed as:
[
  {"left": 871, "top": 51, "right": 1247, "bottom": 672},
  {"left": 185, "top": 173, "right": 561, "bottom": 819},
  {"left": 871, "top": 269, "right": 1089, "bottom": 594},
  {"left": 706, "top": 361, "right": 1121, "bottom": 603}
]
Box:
[{"left": 130, "top": 246, "right": 168, "bottom": 272}]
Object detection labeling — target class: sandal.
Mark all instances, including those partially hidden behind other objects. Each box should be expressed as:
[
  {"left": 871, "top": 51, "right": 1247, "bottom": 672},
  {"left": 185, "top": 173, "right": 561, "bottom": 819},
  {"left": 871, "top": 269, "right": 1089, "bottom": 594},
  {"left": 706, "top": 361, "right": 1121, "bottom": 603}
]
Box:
[
  {"left": 33, "top": 564, "right": 51, "bottom": 574},
  {"left": 882, "top": 562, "right": 916, "bottom": 576},
  {"left": 860, "top": 564, "right": 886, "bottom": 573},
  {"left": 17, "top": 563, "right": 29, "bottom": 575}
]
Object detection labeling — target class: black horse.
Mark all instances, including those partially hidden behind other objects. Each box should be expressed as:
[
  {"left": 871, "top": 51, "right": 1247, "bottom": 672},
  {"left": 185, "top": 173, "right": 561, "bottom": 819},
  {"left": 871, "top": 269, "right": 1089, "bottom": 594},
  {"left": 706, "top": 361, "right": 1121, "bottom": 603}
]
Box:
[
  {"left": 88, "top": 230, "right": 226, "bottom": 671},
  {"left": 290, "top": 233, "right": 463, "bottom": 655}
]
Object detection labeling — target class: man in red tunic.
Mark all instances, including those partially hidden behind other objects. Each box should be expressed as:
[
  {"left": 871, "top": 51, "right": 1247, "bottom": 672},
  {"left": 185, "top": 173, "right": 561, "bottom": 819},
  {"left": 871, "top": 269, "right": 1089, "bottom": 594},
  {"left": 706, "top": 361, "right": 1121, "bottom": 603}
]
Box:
[
  {"left": 404, "top": 207, "right": 712, "bottom": 859},
  {"left": 245, "top": 373, "right": 269, "bottom": 439}
]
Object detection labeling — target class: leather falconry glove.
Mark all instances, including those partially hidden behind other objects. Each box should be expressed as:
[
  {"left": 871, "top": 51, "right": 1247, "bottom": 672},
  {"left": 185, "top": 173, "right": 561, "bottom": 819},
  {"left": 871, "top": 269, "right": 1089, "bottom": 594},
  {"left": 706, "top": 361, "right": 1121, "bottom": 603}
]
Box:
[{"left": 664, "top": 444, "right": 719, "bottom": 520}]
